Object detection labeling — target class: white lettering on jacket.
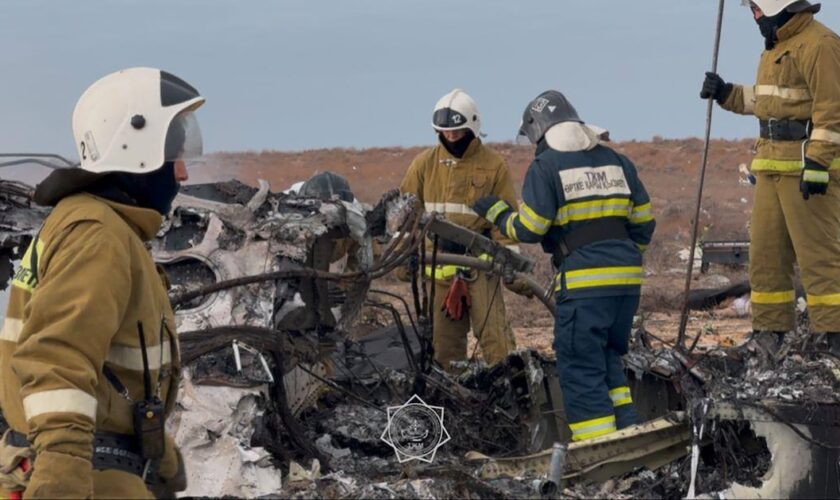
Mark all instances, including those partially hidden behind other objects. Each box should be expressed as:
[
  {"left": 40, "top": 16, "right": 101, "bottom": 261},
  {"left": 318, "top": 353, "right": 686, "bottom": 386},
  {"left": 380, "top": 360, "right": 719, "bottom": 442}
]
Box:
[{"left": 558, "top": 165, "right": 630, "bottom": 201}]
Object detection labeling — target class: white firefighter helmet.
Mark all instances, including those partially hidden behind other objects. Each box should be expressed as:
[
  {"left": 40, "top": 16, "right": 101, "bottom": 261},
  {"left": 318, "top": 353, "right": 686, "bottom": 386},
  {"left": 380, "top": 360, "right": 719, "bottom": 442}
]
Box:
[
  {"left": 741, "top": 0, "right": 818, "bottom": 17},
  {"left": 431, "top": 89, "right": 481, "bottom": 137},
  {"left": 72, "top": 67, "right": 205, "bottom": 174}
]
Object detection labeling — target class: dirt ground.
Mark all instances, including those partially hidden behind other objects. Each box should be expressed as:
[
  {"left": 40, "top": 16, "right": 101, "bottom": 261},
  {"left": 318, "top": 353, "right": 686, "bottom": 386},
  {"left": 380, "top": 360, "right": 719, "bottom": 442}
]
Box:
[{"left": 199, "top": 138, "right": 759, "bottom": 357}]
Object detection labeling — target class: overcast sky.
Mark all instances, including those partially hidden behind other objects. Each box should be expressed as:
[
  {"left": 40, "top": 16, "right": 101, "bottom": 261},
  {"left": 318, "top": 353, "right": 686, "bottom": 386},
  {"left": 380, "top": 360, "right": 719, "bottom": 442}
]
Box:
[{"left": 2, "top": 0, "right": 840, "bottom": 156}]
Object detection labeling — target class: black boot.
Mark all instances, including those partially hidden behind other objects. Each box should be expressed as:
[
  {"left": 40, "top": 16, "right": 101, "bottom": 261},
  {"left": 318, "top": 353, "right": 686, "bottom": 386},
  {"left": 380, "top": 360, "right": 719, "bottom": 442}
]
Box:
[{"left": 828, "top": 333, "right": 840, "bottom": 357}]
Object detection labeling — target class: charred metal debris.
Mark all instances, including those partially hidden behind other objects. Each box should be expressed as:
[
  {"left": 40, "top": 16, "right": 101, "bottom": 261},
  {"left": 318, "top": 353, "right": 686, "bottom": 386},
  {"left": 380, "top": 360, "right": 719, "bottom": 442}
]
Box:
[{"left": 2, "top": 173, "right": 840, "bottom": 498}]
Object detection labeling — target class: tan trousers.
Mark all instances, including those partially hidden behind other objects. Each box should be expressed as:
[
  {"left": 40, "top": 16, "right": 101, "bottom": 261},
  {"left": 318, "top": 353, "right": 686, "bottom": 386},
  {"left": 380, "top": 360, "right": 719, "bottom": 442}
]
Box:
[
  {"left": 750, "top": 173, "right": 840, "bottom": 332},
  {"left": 429, "top": 270, "right": 516, "bottom": 371}
]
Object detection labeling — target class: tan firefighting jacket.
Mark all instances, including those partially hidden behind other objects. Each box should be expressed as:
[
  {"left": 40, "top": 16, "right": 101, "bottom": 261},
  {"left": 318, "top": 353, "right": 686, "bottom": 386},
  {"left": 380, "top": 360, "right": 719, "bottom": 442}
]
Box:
[
  {"left": 721, "top": 12, "right": 840, "bottom": 173},
  {"left": 400, "top": 137, "right": 520, "bottom": 256},
  {"left": 0, "top": 193, "right": 181, "bottom": 496}
]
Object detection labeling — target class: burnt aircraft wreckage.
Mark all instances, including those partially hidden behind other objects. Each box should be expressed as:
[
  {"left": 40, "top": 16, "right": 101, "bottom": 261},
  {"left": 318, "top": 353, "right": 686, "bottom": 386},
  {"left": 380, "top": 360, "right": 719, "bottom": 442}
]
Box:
[{"left": 1, "top": 154, "right": 840, "bottom": 498}]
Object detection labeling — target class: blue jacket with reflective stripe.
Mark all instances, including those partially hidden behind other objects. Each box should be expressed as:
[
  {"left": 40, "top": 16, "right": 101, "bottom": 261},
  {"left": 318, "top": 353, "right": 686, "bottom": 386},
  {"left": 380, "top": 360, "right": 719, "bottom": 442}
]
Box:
[{"left": 495, "top": 142, "right": 656, "bottom": 298}]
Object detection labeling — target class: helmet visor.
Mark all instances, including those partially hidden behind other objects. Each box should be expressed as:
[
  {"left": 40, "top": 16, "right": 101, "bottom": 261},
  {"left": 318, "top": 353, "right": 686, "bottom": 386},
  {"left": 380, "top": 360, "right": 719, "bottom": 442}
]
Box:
[
  {"left": 432, "top": 108, "right": 469, "bottom": 131},
  {"left": 164, "top": 111, "right": 203, "bottom": 162},
  {"left": 515, "top": 119, "right": 534, "bottom": 145}
]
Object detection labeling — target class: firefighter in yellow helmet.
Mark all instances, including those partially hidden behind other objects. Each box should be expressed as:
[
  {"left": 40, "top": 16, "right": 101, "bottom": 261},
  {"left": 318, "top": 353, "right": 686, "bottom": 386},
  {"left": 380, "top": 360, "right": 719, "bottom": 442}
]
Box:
[
  {"left": 701, "top": 0, "right": 840, "bottom": 354},
  {"left": 400, "top": 89, "right": 527, "bottom": 371},
  {"left": 0, "top": 68, "right": 204, "bottom": 498}
]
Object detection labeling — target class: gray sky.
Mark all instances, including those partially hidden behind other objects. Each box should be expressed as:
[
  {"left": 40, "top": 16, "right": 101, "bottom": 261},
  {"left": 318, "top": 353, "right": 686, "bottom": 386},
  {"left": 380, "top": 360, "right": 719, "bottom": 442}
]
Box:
[{"left": 2, "top": 0, "right": 839, "bottom": 156}]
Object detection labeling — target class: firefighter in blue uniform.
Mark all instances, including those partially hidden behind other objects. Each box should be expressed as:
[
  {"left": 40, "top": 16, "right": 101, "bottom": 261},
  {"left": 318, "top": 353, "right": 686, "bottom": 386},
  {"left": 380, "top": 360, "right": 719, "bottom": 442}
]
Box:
[{"left": 473, "top": 90, "right": 656, "bottom": 441}]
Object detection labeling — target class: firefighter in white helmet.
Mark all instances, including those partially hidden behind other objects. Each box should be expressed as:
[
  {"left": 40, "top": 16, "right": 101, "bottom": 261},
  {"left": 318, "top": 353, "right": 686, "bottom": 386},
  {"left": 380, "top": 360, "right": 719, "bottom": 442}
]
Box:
[
  {"left": 0, "top": 68, "right": 203, "bottom": 498},
  {"left": 701, "top": 0, "right": 840, "bottom": 356},
  {"left": 400, "top": 89, "right": 527, "bottom": 372}
]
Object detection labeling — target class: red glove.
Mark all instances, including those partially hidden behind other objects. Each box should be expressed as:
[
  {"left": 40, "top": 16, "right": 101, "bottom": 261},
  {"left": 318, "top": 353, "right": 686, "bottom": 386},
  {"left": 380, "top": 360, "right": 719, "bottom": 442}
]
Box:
[{"left": 442, "top": 275, "right": 471, "bottom": 321}]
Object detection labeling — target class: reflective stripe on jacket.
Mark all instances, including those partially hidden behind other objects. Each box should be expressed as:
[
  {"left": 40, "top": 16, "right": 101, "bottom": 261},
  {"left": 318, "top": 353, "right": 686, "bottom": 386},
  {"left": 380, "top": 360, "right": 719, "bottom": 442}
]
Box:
[{"left": 721, "top": 13, "right": 840, "bottom": 173}]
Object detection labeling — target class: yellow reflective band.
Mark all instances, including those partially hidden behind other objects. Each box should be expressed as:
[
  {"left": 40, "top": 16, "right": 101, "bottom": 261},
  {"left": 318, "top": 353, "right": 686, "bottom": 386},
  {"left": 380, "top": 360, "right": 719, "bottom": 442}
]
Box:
[
  {"left": 424, "top": 202, "right": 478, "bottom": 216},
  {"left": 520, "top": 203, "right": 551, "bottom": 235},
  {"left": 743, "top": 85, "right": 756, "bottom": 114},
  {"left": 803, "top": 169, "right": 829, "bottom": 184},
  {"left": 555, "top": 198, "right": 632, "bottom": 226},
  {"left": 506, "top": 213, "right": 520, "bottom": 242},
  {"left": 425, "top": 265, "right": 464, "bottom": 281},
  {"left": 754, "top": 85, "right": 811, "bottom": 101},
  {"left": 751, "top": 158, "right": 803, "bottom": 172},
  {"left": 107, "top": 341, "right": 173, "bottom": 371},
  {"left": 23, "top": 389, "right": 97, "bottom": 422},
  {"left": 570, "top": 415, "right": 616, "bottom": 441},
  {"left": 485, "top": 200, "right": 510, "bottom": 224},
  {"left": 12, "top": 238, "right": 45, "bottom": 292},
  {"left": 751, "top": 289, "right": 795, "bottom": 304},
  {"left": 629, "top": 202, "right": 653, "bottom": 224},
  {"left": 559, "top": 266, "right": 644, "bottom": 291},
  {"left": 811, "top": 128, "right": 840, "bottom": 145},
  {"left": 807, "top": 293, "right": 840, "bottom": 307},
  {"left": 609, "top": 386, "right": 633, "bottom": 407},
  {"left": 0, "top": 317, "right": 22, "bottom": 343}
]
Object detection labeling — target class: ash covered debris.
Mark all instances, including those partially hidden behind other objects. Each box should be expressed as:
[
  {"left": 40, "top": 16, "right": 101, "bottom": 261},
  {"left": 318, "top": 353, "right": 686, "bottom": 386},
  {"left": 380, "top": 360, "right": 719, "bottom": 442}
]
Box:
[{"left": 4, "top": 171, "right": 840, "bottom": 499}]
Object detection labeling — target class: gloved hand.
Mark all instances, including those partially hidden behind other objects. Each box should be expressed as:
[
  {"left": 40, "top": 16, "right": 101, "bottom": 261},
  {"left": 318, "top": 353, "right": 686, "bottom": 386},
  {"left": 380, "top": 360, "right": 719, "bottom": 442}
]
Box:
[
  {"left": 503, "top": 275, "right": 535, "bottom": 298},
  {"left": 800, "top": 158, "right": 829, "bottom": 200},
  {"left": 441, "top": 274, "right": 471, "bottom": 321},
  {"left": 472, "top": 195, "right": 511, "bottom": 224},
  {"left": 699, "top": 72, "right": 733, "bottom": 103}
]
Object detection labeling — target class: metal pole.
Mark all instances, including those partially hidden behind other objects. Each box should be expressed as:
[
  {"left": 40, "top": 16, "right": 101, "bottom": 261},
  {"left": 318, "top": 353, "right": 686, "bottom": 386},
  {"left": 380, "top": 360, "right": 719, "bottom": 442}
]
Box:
[{"left": 677, "top": 0, "right": 726, "bottom": 351}]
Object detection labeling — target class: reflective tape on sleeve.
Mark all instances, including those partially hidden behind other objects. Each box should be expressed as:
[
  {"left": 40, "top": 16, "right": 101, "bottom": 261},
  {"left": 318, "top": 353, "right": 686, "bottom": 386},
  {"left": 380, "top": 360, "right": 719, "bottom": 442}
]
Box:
[
  {"left": 519, "top": 203, "right": 550, "bottom": 235},
  {"left": 811, "top": 128, "right": 840, "bottom": 145},
  {"left": 743, "top": 85, "right": 756, "bottom": 114},
  {"left": 629, "top": 202, "right": 653, "bottom": 224},
  {"left": 0, "top": 317, "right": 22, "bottom": 343},
  {"left": 609, "top": 386, "right": 633, "bottom": 407},
  {"left": 23, "top": 389, "right": 97, "bottom": 422},
  {"left": 754, "top": 85, "right": 811, "bottom": 101}
]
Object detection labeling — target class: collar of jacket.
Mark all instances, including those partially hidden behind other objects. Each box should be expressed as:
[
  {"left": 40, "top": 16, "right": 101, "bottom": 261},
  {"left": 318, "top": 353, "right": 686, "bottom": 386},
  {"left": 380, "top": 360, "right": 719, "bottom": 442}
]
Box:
[
  {"left": 543, "top": 122, "right": 601, "bottom": 152},
  {"left": 437, "top": 136, "right": 482, "bottom": 163},
  {"left": 777, "top": 12, "right": 814, "bottom": 43},
  {"left": 85, "top": 193, "right": 163, "bottom": 241}
]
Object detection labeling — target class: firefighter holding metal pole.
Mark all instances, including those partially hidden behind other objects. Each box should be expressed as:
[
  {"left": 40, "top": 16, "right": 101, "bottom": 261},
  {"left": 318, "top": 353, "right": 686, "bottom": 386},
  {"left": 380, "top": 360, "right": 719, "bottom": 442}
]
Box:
[
  {"left": 473, "top": 91, "right": 656, "bottom": 441},
  {"left": 700, "top": 0, "right": 840, "bottom": 355},
  {"left": 400, "top": 89, "right": 528, "bottom": 372}
]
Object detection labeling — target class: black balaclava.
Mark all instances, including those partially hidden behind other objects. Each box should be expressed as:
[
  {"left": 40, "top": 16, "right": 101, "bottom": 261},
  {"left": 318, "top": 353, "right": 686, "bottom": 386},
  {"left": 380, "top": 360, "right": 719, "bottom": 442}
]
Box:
[
  {"left": 439, "top": 130, "right": 475, "bottom": 159},
  {"left": 88, "top": 162, "right": 180, "bottom": 215},
  {"left": 757, "top": 8, "right": 796, "bottom": 49}
]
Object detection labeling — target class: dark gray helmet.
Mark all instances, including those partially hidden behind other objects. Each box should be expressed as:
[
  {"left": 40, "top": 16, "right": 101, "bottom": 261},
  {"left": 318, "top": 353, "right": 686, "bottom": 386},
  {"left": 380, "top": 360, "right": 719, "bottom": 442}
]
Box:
[
  {"left": 516, "top": 90, "right": 583, "bottom": 145},
  {"left": 300, "top": 171, "right": 354, "bottom": 202}
]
